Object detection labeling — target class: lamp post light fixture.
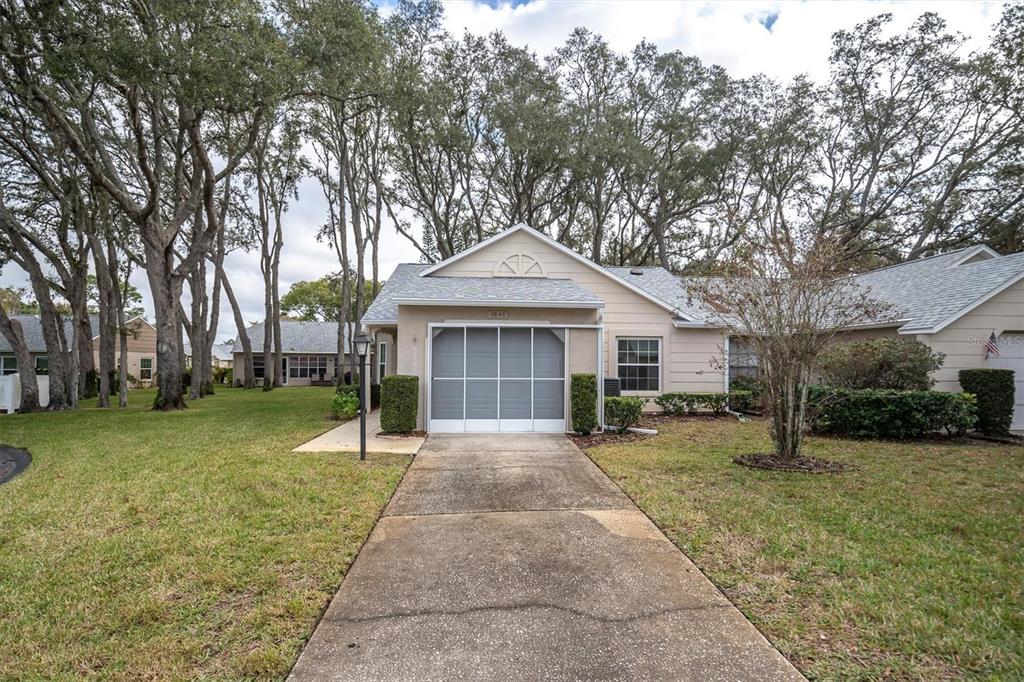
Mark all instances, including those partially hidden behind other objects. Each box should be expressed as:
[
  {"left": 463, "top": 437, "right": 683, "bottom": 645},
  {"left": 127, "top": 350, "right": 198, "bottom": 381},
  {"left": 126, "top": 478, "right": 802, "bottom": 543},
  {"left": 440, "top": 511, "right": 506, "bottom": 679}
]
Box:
[{"left": 354, "top": 333, "right": 371, "bottom": 461}]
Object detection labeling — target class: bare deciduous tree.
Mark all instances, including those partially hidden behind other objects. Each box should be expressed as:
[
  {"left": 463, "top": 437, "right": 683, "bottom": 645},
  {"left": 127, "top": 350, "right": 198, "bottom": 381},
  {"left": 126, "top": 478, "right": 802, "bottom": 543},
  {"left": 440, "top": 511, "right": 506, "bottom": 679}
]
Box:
[{"left": 690, "top": 238, "right": 892, "bottom": 460}]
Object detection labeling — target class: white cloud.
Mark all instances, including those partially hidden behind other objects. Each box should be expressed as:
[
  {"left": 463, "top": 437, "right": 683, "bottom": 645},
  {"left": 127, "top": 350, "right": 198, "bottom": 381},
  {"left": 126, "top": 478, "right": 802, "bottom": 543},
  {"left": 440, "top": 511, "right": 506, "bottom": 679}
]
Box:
[{"left": 2, "top": 0, "right": 1007, "bottom": 341}]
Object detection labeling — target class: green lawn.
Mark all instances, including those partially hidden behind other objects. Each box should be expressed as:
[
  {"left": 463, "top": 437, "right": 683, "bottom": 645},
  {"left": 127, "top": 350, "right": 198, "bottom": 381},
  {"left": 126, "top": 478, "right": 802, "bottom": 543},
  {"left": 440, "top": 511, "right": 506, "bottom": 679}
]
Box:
[
  {"left": 584, "top": 418, "right": 1024, "bottom": 681},
  {"left": 0, "top": 387, "right": 409, "bottom": 680}
]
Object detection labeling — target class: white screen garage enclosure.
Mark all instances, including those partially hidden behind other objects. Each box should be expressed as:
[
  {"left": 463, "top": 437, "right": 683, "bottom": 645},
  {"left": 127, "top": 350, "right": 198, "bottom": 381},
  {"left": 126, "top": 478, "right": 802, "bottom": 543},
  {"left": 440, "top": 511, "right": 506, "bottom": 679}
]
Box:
[{"left": 429, "top": 326, "right": 567, "bottom": 433}]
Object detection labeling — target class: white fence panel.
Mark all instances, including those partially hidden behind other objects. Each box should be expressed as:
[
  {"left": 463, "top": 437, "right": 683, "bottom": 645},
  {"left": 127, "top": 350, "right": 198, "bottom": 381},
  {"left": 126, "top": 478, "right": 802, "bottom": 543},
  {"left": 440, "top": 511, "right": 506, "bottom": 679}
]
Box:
[{"left": 0, "top": 374, "right": 50, "bottom": 413}]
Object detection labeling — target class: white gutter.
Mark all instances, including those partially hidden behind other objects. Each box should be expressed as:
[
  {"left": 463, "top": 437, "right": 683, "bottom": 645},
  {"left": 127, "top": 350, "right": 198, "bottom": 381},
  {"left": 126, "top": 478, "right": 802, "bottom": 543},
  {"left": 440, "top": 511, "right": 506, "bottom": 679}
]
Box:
[{"left": 392, "top": 298, "right": 604, "bottom": 309}]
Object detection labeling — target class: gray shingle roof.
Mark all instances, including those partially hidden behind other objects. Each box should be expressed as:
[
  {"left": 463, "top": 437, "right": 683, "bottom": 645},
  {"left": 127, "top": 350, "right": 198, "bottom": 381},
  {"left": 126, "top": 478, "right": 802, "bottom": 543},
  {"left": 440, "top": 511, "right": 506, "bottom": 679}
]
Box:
[
  {"left": 605, "top": 267, "right": 708, "bottom": 321},
  {"left": 212, "top": 343, "right": 234, "bottom": 362},
  {"left": 362, "top": 244, "right": 1024, "bottom": 334},
  {"left": 854, "top": 247, "right": 1024, "bottom": 332},
  {"left": 361, "top": 263, "right": 603, "bottom": 324},
  {"left": 0, "top": 315, "right": 100, "bottom": 353},
  {"left": 231, "top": 320, "right": 353, "bottom": 355}
]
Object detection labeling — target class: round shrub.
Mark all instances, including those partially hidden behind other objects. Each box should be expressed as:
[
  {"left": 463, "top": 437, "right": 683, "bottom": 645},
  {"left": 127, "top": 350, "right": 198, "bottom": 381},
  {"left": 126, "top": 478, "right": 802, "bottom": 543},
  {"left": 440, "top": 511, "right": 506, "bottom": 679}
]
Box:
[
  {"left": 570, "top": 373, "right": 598, "bottom": 435},
  {"left": 820, "top": 337, "right": 944, "bottom": 390},
  {"left": 381, "top": 375, "right": 418, "bottom": 433},
  {"left": 331, "top": 390, "right": 360, "bottom": 420},
  {"left": 604, "top": 396, "right": 643, "bottom": 432},
  {"left": 959, "top": 368, "right": 1015, "bottom": 436}
]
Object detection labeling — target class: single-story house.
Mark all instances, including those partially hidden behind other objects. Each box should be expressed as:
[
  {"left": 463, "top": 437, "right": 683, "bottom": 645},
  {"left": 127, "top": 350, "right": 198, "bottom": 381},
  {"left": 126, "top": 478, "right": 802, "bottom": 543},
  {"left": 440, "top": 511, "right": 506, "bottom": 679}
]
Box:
[
  {"left": 362, "top": 224, "right": 1024, "bottom": 433},
  {"left": 231, "top": 321, "right": 366, "bottom": 387},
  {"left": 212, "top": 343, "right": 233, "bottom": 369},
  {"left": 0, "top": 315, "right": 158, "bottom": 386},
  {"left": 184, "top": 342, "right": 234, "bottom": 370}
]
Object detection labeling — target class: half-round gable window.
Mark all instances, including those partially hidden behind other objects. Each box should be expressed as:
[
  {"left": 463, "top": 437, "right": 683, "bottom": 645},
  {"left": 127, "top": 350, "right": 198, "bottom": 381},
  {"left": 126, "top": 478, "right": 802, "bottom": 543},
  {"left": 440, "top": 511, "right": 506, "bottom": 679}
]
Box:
[{"left": 494, "top": 253, "right": 545, "bottom": 277}]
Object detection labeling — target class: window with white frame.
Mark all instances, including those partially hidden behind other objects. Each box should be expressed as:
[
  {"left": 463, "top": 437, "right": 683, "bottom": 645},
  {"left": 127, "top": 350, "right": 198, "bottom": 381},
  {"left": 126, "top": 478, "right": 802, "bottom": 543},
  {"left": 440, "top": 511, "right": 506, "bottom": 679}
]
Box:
[
  {"left": 1, "top": 356, "right": 17, "bottom": 376},
  {"left": 378, "top": 341, "right": 387, "bottom": 380},
  {"left": 139, "top": 357, "right": 153, "bottom": 381},
  {"left": 288, "top": 355, "right": 328, "bottom": 379},
  {"left": 617, "top": 338, "right": 660, "bottom": 391},
  {"left": 34, "top": 356, "right": 49, "bottom": 375}
]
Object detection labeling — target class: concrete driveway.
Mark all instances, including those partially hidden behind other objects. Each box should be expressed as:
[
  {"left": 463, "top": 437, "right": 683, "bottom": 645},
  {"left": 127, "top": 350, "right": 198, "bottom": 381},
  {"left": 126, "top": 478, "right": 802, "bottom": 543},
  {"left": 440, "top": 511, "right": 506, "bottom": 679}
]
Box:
[{"left": 289, "top": 434, "right": 803, "bottom": 681}]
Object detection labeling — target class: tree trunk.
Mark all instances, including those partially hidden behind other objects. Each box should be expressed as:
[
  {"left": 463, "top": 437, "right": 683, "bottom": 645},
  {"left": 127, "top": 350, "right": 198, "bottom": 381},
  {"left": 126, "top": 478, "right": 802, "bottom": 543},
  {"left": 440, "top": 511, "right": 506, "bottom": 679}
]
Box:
[
  {"left": 146, "top": 237, "right": 186, "bottom": 410},
  {"left": 220, "top": 264, "right": 255, "bottom": 388},
  {"left": 272, "top": 209, "right": 284, "bottom": 390},
  {"left": 203, "top": 265, "right": 221, "bottom": 395},
  {"left": 0, "top": 307, "right": 41, "bottom": 412},
  {"left": 188, "top": 258, "right": 207, "bottom": 400},
  {"left": 262, "top": 284, "right": 274, "bottom": 391},
  {"left": 73, "top": 280, "right": 97, "bottom": 400}
]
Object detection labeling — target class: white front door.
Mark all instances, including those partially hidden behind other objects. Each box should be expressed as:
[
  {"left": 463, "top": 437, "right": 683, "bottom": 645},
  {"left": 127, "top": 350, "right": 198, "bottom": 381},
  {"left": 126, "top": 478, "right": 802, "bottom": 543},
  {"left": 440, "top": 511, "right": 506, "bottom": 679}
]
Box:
[
  {"left": 987, "top": 333, "right": 1024, "bottom": 430},
  {"left": 429, "top": 326, "right": 566, "bottom": 433}
]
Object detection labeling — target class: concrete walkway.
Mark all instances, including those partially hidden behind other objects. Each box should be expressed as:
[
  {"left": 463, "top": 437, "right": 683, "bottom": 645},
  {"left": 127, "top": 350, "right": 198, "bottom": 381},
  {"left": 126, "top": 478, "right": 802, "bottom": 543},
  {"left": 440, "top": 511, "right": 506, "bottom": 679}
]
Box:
[
  {"left": 293, "top": 410, "right": 425, "bottom": 455},
  {"left": 289, "top": 434, "right": 803, "bottom": 681}
]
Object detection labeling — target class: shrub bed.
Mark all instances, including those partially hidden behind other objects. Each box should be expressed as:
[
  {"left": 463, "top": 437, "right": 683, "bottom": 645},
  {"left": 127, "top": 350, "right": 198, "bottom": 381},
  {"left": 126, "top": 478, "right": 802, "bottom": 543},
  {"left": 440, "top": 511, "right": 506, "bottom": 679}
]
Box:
[
  {"left": 959, "top": 369, "right": 1015, "bottom": 437},
  {"left": 807, "top": 385, "right": 977, "bottom": 439},
  {"left": 820, "top": 337, "right": 944, "bottom": 390},
  {"left": 604, "top": 396, "right": 643, "bottom": 432},
  {"left": 570, "top": 373, "right": 598, "bottom": 435},
  {"left": 380, "top": 375, "right": 418, "bottom": 433},
  {"left": 330, "top": 390, "right": 360, "bottom": 420},
  {"left": 655, "top": 391, "right": 754, "bottom": 415}
]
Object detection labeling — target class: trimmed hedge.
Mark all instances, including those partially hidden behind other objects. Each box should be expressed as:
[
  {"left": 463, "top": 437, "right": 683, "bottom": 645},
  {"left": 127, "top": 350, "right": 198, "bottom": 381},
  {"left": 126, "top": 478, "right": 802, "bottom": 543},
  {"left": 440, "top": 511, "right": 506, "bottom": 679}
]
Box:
[
  {"left": 380, "top": 375, "right": 418, "bottom": 433},
  {"left": 807, "top": 385, "right": 977, "bottom": 439},
  {"left": 570, "top": 373, "right": 598, "bottom": 435},
  {"left": 727, "top": 390, "right": 755, "bottom": 413},
  {"left": 729, "top": 375, "right": 761, "bottom": 399},
  {"left": 959, "top": 368, "right": 1015, "bottom": 436},
  {"left": 604, "top": 396, "right": 643, "bottom": 432},
  {"left": 655, "top": 391, "right": 754, "bottom": 415}
]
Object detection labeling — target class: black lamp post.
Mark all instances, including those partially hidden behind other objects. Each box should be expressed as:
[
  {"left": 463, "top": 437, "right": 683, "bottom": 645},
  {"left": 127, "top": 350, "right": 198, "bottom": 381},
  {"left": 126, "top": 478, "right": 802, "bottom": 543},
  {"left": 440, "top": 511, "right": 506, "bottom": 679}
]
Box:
[{"left": 354, "top": 333, "right": 371, "bottom": 461}]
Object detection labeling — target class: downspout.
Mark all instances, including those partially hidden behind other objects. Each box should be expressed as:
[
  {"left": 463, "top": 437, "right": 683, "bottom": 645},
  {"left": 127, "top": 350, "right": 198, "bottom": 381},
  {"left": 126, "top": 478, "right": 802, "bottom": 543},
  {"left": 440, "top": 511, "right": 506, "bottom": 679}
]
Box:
[{"left": 597, "top": 319, "right": 604, "bottom": 432}]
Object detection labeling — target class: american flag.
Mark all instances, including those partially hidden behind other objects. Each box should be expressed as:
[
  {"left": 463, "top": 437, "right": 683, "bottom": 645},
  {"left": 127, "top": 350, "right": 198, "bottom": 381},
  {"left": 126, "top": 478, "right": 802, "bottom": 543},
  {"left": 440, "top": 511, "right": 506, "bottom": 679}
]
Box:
[{"left": 985, "top": 332, "right": 1000, "bottom": 358}]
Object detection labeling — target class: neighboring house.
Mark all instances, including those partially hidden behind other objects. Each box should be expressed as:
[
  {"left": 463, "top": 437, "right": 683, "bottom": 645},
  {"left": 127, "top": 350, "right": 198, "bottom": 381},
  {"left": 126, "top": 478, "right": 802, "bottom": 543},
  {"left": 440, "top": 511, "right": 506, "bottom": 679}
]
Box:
[
  {"left": 212, "top": 343, "right": 234, "bottom": 369},
  {"left": 231, "top": 321, "right": 363, "bottom": 387},
  {"left": 851, "top": 245, "right": 1024, "bottom": 429},
  {"left": 184, "top": 342, "right": 234, "bottom": 370},
  {"left": 362, "top": 224, "right": 1024, "bottom": 433},
  {"left": 0, "top": 315, "right": 158, "bottom": 387}
]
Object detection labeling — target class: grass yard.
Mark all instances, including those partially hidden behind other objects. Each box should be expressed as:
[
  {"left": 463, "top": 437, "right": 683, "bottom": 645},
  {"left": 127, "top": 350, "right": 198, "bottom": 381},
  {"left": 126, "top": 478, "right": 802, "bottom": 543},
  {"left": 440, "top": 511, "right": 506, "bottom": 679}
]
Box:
[
  {"left": 585, "top": 418, "right": 1024, "bottom": 681},
  {"left": 0, "top": 387, "right": 409, "bottom": 680}
]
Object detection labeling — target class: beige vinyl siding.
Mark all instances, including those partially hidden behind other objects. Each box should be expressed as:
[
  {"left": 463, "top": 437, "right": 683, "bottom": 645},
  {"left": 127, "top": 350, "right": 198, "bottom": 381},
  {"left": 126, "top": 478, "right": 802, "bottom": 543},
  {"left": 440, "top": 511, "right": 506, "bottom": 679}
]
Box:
[
  {"left": 430, "top": 229, "right": 725, "bottom": 398},
  {"left": 920, "top": 277, "right": 1024, "bottom": 393},
  {"left": 668, "top": 328, "right": 727, "bottom": 393},
  {"left": 396, "top": 304, "right": 600, "bottom": 430},
  {"left": 373, "top": 329, "right": 397, "bottom": 382}
]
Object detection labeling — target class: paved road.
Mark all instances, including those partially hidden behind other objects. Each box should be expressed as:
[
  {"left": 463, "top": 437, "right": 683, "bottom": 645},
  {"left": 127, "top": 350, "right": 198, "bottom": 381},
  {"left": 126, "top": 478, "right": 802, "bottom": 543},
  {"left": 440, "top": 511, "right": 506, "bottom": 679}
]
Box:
[{"left": 289, "top": 434, "right": 804, "bottom": 681}]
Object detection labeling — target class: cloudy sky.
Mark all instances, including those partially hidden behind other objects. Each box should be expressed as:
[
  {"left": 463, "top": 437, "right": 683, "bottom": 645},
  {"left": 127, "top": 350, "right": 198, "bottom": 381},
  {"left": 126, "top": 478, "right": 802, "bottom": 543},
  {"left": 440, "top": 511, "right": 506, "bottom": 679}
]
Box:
[{"left": 0, "top": 0, "right": 1007, "bottom": 340}]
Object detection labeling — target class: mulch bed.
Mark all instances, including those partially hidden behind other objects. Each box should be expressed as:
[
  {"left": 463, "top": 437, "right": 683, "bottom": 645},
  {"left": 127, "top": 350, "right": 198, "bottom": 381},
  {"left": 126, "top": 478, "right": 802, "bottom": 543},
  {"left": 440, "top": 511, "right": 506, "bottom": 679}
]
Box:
[
  {"left": 967, "top": 432, "right": 1024, "bottom": 445},
  {"left": 0, "top": 446, "right": 31, "bottom": 484},
  {"left": 569, "top": 429, "right": 656, "bottom": 449},
  {"left": 378, "top": 431, "right": 427, "bottom": 439},
  {"left": 733, "top": 453, "right": 849, "bottom": 474}
]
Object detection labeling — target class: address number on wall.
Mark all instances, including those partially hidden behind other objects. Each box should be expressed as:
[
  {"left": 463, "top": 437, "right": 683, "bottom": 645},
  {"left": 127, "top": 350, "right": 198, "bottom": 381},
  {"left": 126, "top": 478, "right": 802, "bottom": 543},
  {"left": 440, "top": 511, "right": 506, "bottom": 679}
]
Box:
[{"left": 488, "top": 311, "right": 509, "bottom": 319}]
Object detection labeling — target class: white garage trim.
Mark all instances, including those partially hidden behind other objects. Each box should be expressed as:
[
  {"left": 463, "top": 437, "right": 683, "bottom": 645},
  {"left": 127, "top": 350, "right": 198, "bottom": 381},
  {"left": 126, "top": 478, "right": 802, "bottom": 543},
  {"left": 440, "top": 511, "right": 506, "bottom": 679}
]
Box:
[{"left": 426, "top": 322, "right": 601, "bottom": 433}]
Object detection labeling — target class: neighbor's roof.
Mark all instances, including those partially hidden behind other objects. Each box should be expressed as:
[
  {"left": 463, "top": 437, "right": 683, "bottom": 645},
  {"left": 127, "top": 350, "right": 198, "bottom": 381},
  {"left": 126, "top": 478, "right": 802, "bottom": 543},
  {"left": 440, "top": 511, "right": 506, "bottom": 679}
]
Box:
[
  {"left": 0, "top": 315, "right": 100, "bottom": 354},
  {"left": 361, "top": 263, "right": 604, "bottom": 324},
  {"left": 854, "top": 245, "right": 1024, "bottom": 333},
  {"left": 231, "top": 320, "right": 353, "bottom": 355},
  {"left": 212, "top": 343, "right": 234, "bottom": 361}
]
